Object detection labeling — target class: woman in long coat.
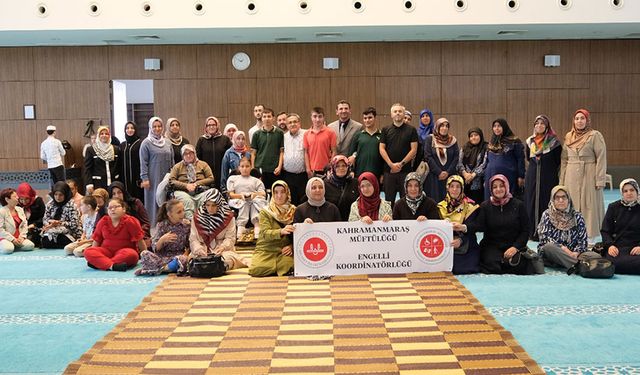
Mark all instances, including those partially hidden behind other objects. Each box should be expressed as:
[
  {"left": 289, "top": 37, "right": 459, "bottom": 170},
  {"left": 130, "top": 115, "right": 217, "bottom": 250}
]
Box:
[
  {"left": 524, "top": 115, "right": 562, "bottom": 240},
  {"left": 559, "top": 109, "right": 606, "bottom": 243},
  {"left": 484, "top": 118, "right": 525, "bottom": 201},
  {"left": 140, "top": 117, "right": 174, "bottom": 226},
  {"left": 196, "top": 116, "right": 233, "bottom": 191},
  {"left": 120, "top": 121, "right": 144, "bottom": 202},
  {"left": 423, "top": 118, "right": 459, "bottom": 202}
]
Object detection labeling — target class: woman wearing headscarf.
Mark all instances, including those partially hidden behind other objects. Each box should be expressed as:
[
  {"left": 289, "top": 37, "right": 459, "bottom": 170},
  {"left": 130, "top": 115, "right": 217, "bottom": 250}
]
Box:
[
  {"left": 323, "top": 155, "right": 359, "bottom": 221},
  {"left": 166, "top": 117, "right": 190, "bottom": 164},
  {"left": 465, "top": 175, "right": 538, "bottom": 275},
  {"left": 484, "top": 118, "right": 525, "bottom": 201},
  {"left": 537, "top": 185, "right": 589, "bottom": 270},
  {"left": 294, "top": 177, "right": 341, "bottom": 224},
  {"left": 196, "top": 116, "right": 233, "bottom": 191},
  {"left": 224, "top": 123, "right": 238, "bottom": 139},
  {"left": 168, "top": 144, "right": 215, "bottom": 220},
  {"left": 601, "top": 178, "right": 640, "bottom": 274},
  {"left": 392, "top": 172, "right": 440, "bottom": 221},
  {"left": 423, "top": 118, "right": 459, "bottom": 202},
  {"left": 120, "top": 121, "right": 144, "bottom": 202},
  {"left": 220, "top": 130, "right": 252, "bottom": 194},
  {"left": 457, "top": 127, "right": 488, "bottom": 204},
  {"left": 108, "top": 181, "right": 151, "bottom": 245},
  {"left": 16, "top": 182, "right": 46, "bottom": 247},
  {"left": 524, "top": 115, "right": 562, "bottom": 240},
  {"left": 349, "top": 172, "right": 392, "bottom": 223},
  {"left": 249, "top": 181, "right": 297, "bottom": 277},
  {"left": 190, "top": 188, "right": 249, "bottom": 271},
  {"left": 140, "top": 116, "right": 175, "bottom": 226},
  {"left": 439, "top": 175, "right": 481, "bottom": 274},
  {"left": 41, "top": 181, "right": 82, "bottom": 248},
  {"left": 560, "top": 109, "right": 607, "bottom": 244},
  {"left": 83, "top": 125, "right": 120, "bottom": 195},
  {"left": 413, "top": 108, "right": 435, "bottom": 171}
]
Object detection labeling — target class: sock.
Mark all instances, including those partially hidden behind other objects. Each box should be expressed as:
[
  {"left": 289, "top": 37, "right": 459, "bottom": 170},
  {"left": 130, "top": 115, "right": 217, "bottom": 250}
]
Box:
[
  {"left": 111, "top": 263, "right": 128, "bottom": 272},
  {"left": 87, "top": 262, "right": 98, "bottom": 270},
  {"left": 166, "top": 258, "right": 180, "bottom": 272}
]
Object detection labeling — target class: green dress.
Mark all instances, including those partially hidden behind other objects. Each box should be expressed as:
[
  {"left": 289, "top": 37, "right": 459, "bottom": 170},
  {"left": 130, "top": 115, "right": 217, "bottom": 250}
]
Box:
[{"left": 248, "top": 209, "right": 293, "bottom": 277}]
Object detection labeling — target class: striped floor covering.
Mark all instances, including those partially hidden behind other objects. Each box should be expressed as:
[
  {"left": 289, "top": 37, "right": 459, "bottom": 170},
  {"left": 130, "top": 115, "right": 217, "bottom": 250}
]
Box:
[{"left": 65, "top": 270, "right": 544, "bottom": 374}]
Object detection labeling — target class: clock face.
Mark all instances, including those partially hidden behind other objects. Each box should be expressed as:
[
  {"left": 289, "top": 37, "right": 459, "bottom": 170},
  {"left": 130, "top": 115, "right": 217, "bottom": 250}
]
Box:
[{"left": 232, "top": 52, "right": 251, "bottom": 71}]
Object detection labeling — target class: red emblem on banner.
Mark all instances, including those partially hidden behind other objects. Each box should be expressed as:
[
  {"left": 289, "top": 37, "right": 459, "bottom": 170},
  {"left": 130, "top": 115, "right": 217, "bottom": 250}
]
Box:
[
  {"left": 303, "top": 238, "right": 328, "bottom": 262},
  {"left": 419, "top": 234, "right": 444, "bottom": 258}
]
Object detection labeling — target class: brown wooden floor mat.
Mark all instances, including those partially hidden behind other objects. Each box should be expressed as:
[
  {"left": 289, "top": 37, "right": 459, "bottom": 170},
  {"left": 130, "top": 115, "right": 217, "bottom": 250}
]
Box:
[{"left": 65, "top": 270, "right": 543, "bottom": 374}]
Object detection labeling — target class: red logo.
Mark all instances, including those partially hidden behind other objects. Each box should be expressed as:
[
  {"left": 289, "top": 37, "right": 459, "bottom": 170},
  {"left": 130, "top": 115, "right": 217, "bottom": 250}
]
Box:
[
  {"left": 303, "top": 238, "right": 328, "bottom": 262},
  {"left": 419, "top": 234, "right": 444, "bottom": 259}
]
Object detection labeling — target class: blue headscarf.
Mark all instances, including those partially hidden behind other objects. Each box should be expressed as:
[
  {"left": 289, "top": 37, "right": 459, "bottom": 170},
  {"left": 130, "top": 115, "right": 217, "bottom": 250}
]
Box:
[{"left": 418, "top": 109, "right": 434, "bottom": 142}]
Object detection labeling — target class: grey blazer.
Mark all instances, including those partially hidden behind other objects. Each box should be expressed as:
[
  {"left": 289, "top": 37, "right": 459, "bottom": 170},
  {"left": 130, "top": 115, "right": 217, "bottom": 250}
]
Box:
[{"left": 328, "top": 119, "right": 363, "bottom": 157}]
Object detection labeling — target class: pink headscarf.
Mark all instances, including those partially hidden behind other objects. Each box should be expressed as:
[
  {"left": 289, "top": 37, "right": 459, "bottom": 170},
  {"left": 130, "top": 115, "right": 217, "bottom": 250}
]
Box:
[{"left": 489, "top": 174, "right": 512, "bottom": 206}]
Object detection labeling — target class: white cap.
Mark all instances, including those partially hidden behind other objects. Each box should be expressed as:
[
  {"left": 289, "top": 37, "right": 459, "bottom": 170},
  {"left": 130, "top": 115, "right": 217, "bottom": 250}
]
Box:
[{"left": 46, "top": 125, "right": 56, "bottom": 131}]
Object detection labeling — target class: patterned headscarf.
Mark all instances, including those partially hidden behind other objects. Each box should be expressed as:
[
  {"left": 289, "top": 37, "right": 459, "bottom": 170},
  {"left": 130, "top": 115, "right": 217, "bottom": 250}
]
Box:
[
  {"left": 165, "top": 118, "right": 184, "bottom": 146},
  {"left": 527, "top": 115, "right": 560, "bottom": 159},
  {"left": 438, "top": 175, "right": 478, "bottom": 222},
  {"left": 147, "top": 117, "right": 166, "bottom": 148},
  {"left": 404, "top": 172, "right": 426, "bottom": 216},
  {"left": 50, "top": 181, "right": 72, "bottom": 220},
  {"left": 306, "top": 177, "right": 326, "bottom": 207},
  {"left": 619, "top": 178, "right": 640, "bottom": 207},
  {"left": 418, "top": 109, "right": 434, "bottom": 143},
  {"left": 93, "top": 126, "right": 115, "bottom": 161},
  {"left": 565, "top": 109, "right": 595, "bottom": 152},
  {"left": 232, "top": 131, "right": 248, "bottom": 153},
  {"left": 432, "top": 118, "right": 457, "bottom": 165},
  {"left": 489, "top": 174, "right": 513, "bottom": 207},
  {"left": 194, "top": 188, "right": 234, "bottom": 248},
  {"left": 547, "top": 185, "right": 577, "bottom": 230},
  {"left": 202, "top": 116, "right": 221, "bottom": 139},
  {"left": 326, "top": 155, "right": 351, "bottom": 189},
  {"left": 266, "top": 180, "right": 296, "bottom": 225},
  {"left": 357, "top": 172, "right": 381, "bottom": 220},
  {"left": 180, "top": 144, "right": 198, "bottom": 183}
]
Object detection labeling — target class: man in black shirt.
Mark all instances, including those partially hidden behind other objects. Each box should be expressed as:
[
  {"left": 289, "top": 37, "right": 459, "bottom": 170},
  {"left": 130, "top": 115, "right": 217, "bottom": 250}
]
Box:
[{"left": 379, "top": 103, "right": 418, "bottom": 206}]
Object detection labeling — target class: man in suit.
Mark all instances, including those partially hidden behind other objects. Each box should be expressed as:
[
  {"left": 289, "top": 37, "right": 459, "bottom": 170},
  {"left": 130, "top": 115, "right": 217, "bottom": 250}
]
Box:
[{"left": 328, "top": 100, "right": 362, "bottom": 158}]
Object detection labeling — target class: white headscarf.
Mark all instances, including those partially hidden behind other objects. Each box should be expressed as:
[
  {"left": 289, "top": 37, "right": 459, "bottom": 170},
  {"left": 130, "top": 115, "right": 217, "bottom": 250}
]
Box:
[{"left": 147, "top": 116, "right": 166, "bottom": 148}]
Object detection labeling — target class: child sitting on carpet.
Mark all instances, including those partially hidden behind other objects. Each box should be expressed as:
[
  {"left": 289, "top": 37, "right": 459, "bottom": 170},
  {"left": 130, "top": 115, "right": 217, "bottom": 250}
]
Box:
[
  {"left": 226, "top": 157, "right": 267, "bottom": 240},
  {"left": 63, "top": 195, "right": 98, "bottom": 257},
  {"left": 136, "top": 199, "right": 190, "bottom": 276}
]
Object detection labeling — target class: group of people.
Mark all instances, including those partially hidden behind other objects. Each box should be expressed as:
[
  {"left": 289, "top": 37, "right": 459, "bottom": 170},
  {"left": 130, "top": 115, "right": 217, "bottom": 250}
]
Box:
[{"left": 2, "top": 102, "right": 632, "bottom": 277}]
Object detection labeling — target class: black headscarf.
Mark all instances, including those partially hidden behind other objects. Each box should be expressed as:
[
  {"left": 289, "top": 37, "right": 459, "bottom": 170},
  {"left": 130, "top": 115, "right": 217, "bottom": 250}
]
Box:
[
  {"left": 124, "top": 121, "right": 140, "bottom": 144},
  {"left": 50, "top": 181, "right": 72, "bottom": 220},
  {"left": 462, "top": 127, "right": 488, "bottom": 169},
  {"left": 108, "top": 181, "right": 136, "bottom": 214},
  {"left": 488, "top": 118, "right": 521, "bottom": 153}
]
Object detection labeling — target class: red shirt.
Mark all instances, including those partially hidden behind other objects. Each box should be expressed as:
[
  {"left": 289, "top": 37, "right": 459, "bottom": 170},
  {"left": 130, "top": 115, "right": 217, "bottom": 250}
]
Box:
[
  {"left": 92, "top": 214, "right": 144, "bottom": 251},
  {"left": 12, "top": 211, "right": 21, "bottom": 238}
]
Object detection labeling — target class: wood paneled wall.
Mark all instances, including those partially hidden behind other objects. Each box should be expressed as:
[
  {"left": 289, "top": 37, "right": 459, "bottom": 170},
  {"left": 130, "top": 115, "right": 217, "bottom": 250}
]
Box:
[{"left": 1, "top": 39, "right": 640, "bottom": 172}]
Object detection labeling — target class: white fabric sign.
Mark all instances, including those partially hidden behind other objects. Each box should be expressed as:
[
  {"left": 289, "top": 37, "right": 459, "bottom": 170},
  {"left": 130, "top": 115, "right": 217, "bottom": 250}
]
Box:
[{"left": 293, "top": 220, "right": 453, "bottom": 276}]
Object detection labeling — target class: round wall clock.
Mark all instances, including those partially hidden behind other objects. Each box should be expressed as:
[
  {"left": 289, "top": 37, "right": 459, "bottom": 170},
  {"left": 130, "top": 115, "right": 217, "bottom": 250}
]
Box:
[{"left": 232, "top": 52, "right": 251, "bottom": 71}]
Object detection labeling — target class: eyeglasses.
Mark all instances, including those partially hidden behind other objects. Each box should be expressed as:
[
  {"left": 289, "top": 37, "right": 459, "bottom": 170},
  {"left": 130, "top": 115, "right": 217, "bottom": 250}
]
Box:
[
  {"left": 554, "top": 195, "right": 568, "bottom": 201},
  {"left": 107, "top": 205, "right": 122, "bottom": 210}
]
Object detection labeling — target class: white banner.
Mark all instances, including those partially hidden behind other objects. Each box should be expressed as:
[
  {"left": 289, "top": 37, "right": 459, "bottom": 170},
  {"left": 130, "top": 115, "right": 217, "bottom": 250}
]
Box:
[{"left": 293, "top": 220, "right": 453, "bottom": 276}]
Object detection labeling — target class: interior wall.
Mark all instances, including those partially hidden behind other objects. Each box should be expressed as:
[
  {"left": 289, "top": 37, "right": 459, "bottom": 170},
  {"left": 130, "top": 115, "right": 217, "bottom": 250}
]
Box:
[{"left": 1, "top": 39, "right": 639, "bottom": 172}]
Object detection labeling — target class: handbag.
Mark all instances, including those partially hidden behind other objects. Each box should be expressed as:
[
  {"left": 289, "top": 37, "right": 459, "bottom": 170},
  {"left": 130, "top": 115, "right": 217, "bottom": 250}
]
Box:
[
  {"left": 567, "top": 252, "right": 615, "bottom": 279},
  {"left": 187, "top": 254, "right": 226, "bottom": 278}
]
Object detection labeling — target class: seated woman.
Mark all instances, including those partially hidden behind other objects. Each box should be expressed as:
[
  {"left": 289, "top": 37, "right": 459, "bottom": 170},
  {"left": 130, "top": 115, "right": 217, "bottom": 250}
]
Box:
[
  {"left": 136, "top": 199, "right": 190, "bottom": 276},
  {"left": 227, "top": 157, "right": 267, "bottom": 239},
  {"left": 16, "top": 183, "right": 45, "bottom": 248},
  {"left": 41, "top": 182, "right": 82, "bottom": 249},
  {"left": 190, "top": 189, "right": 249, "bottom": 271},
  {"left": 294, "top": 177, "right": 341, "bottom": 224},
  {"left": 323, "top": 155, "right": 359, "bottom": 221},
  {"left": 169, "top": 144, "right": 214, "bottom": 220},
  {"left": 220, "top": 131, "right": 252, "bottom": 194},
  {"left": 465, "top": 174, "right": 538, "bottom": 275},
  {"left": 349, "top": 172, "right": 392, "bottom": 223},
  {"left": 84, "top": 197, "right": 146, "bottom": 271},
  {"left": 392, "top": 172, "right": 440, "bottom": 221},
  {"left": 601, "top": 178, "right": 640, "bottom": 275},
  {"left": 537, "top": 185, "right": 590, "bottom": 270},
  {"left": 438, "top": 175, "right": 481, "bottom": 274},
  {"left": 108, "top": 181, "right": 151, "bottom": 246},
  {"left": 91, "top": 188, "right": 109, "bottom": 228},
  {"left": 0, "top": 188, "right": 36, "bottom": 254},
  {"left": 249, "top": 181, "right": 296, "bottom": 277}
]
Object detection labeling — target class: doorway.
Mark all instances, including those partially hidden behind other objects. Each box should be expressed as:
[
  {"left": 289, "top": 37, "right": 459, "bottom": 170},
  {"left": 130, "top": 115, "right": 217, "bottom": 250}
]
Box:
[{"left": 110, "top": 79, "right": 154, "bottom": 141}]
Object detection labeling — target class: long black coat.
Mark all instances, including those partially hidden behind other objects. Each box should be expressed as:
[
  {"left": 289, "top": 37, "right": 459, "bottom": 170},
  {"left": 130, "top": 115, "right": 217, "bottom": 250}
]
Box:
[{"left": 524, "top": 145, "right": 561, "bottom": 239}]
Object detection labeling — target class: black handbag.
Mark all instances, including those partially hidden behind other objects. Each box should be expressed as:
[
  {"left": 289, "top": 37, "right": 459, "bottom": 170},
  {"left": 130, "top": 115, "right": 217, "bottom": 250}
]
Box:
[
  {"left": 188, "top": 255, "right": 226, "bottom": 278},
  {"left": 567, "top": 252, "right": 615, "bottom": 279}
]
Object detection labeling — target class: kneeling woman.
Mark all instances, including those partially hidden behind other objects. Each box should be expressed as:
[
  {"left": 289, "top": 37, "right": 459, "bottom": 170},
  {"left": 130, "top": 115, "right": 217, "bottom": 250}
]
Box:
[
  {"left": 438, "top": 175, "right": 481, "bottom": 274},
  {"left": 601, "top": 178, "right": 640, "bottom": 275},
  {"left": 84, "top": 197, "right": 146, "bottom": 271},
  {"left": 349, "top": 172, "right": 392, "bottom": 223},
  {"left": 190, "top": 189, "right": 249, "bottom": 271},
  {"left": 392, "top": 172, "right": 440, "bottom": 221},
  {"left": 294, "top": 177, "right": 341, "bottom": 224},
  {"left": 136, "top": 199, "right": 190, "bottom": 276},
  {"left": 466, "top": 174, "right": 537, "bottom": 274},
  {"left": 537, "top": 186, "right": 589, "bottom": 270},
  {"left": 249, "top": 181, "right": 296, "bottom": 277}
]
